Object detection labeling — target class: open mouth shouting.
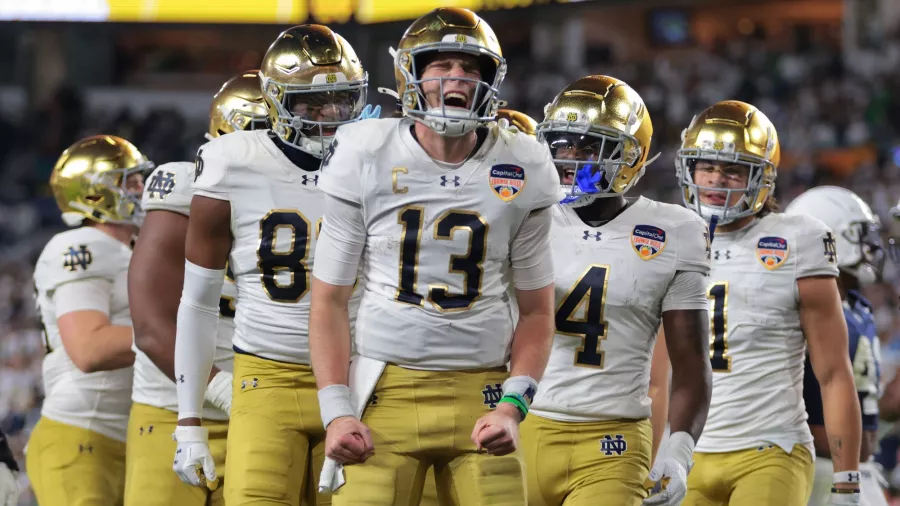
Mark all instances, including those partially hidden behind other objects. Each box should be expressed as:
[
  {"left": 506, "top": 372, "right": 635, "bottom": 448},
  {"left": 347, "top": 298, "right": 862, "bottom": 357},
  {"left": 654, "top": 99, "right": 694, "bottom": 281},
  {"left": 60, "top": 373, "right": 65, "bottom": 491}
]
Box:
[{"left": 443, "top": 91, "right": 470, "bottom": 109}]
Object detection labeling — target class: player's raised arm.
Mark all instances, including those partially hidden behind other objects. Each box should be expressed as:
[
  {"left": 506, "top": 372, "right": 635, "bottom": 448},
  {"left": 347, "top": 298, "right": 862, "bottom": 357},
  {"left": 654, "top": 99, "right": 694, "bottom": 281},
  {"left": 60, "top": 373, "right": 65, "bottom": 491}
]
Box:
[{"left": 174, "top": 146, "right": 233, "bottom": 428}]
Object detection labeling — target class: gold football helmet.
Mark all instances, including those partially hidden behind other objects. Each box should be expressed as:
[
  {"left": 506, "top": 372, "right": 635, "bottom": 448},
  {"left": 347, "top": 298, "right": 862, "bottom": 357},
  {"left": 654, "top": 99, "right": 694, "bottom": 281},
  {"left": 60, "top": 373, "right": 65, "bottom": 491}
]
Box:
[
  {"left": 259, "top": 24, "right": 367, "bottom": 157},
  {"left": 537, "top": 75, "right": 654, "bottom": 206},
  {"left": 51, "top": 135, "right": 152, "bottom": 227},
  {"left": 496, "top": 109, "right": 537, "bottom": 136},
  {"left": 207, "top": 70, "right": 268, "bottom": 140},
  {"left": 677, "top": 100, "right": 779, "bottom": 224},
  {"left": 394, "top": 8, "right": 506, "bottom": 136}
]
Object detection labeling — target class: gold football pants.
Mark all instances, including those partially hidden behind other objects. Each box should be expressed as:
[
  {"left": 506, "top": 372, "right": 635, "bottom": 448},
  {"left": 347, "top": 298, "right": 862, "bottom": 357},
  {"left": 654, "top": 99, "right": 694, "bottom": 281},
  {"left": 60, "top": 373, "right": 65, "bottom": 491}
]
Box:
[
  {"left": 683, "top": 444, "right": 814, "bottom": 506},
  {"left": 26, "top": 416, "right": 127, "bottom": 506},
  {"left": 124, "top": 402, "right": 228, "bottom": 506},
  {"left": 521, "top": 415, "right": 652, "bottom": 506},
  {"left": 332, "top": 364, "right": 526, "bottom": 506},
  {"left": 225, "top": 352, "right": 330, "bottom": 506}
]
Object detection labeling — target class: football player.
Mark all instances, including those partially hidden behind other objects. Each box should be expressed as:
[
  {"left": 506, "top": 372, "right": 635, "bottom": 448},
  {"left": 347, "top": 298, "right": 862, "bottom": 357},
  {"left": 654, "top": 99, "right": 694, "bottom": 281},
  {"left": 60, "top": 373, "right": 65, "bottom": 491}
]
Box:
[
  {"left": 172, "top": 25, "right": 369, "bottom": 506},
  {"left": 126, "top": 70, "right": 267, "bottom": 506},
  {"left": 28, "top": 135, "right": 149, "bottom": 505},
  {"left": 309, "top": 8, "right": 560, "bottom": 506},
  {"left": 0, "top": 429, "right": 20, "bottom": 506},
  {"left": 785, "top": 187, "right": 886, "bottom": 506},
  {"left": 521, "top": 75, "right": 712, "bottom": 506},
  {"left": 677, "top": 101, "right": 863, "bottom": 506}
]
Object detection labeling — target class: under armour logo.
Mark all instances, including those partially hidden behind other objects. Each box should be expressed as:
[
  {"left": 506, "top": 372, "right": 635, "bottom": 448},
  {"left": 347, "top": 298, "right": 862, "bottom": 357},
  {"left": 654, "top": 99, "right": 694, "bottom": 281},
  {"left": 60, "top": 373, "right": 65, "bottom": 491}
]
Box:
[
  {"left": 63, "top": 245, "right": 93, "bottom": 272},
  {"left": 79, "top": 444, "right": 94, "bottom": 454},
  {"left": 823, "top": 232, "right": 837, "bottom": 264},
  {"left": 482, "top": 383, "right": 503, "bottom": 408},
  {"left": 440, "top": 175, "right": 461, "bottom": 187},
  {"left": 714, "top": 250, "right": 731, "bottom": 260},
  {"left": 368, "top": 393, "right": 379, "bottom": 406},
  {"left": 138, "top": 425, "right": 155, "bottom": 436},
  {"left": 241, "top": 378, "right": 259, "bottom": 390},
  {"left": 146, "top": 170, "right": 176, "bottom": 200},
  {"left": 599, "top": 434, "right": 627, "bottom": 456},
  {"left": 178, "top": 374, "right": 185, "bottom": 384},
  {"left": 583, "top": 231, "right": 602, "bottom": 241},
  {"left": 301, "top": 174, "right": 319, "bottom": 186}
]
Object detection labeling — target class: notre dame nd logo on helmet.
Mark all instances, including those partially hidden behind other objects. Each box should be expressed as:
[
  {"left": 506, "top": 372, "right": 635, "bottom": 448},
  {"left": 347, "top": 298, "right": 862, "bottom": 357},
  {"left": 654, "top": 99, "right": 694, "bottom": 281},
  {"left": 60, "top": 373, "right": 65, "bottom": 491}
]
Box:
[
  {"left": 455, "top": 34, "right": 467, "bottom": 44},
  {"left": 325, "top": 73, "right": 337, "bottom": 84},
  {"left": 146, "top": 170, "right": 176, "bottom": 200},
  {"left": 63, "top": 245, "right": 93, "bottom": 272},
  {"left": 566, "top": 112, "right": 578, "bottom": 122}
]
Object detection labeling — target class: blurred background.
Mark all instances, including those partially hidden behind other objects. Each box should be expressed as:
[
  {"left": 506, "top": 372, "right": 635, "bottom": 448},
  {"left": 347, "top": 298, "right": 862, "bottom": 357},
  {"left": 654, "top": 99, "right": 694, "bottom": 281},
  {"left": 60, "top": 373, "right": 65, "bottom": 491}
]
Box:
[{"left": 0, "top": 0, "right": 899, "bottom": 504}]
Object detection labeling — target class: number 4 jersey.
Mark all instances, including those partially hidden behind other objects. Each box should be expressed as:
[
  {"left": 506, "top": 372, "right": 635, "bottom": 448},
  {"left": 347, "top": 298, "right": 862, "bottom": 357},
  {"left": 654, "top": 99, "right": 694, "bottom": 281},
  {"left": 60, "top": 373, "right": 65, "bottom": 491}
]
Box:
[
  {"left": 318, "top": 118, "right": 561, "bottom": 371},
  {"left": 529, "top": 198, "right": 710, "bottom": 422},
  {"left": 696, "top": 212, "right": 839, "bottom": 454},
  {"left": 192, "top": 130, "right": 358, "bottom": 364}
]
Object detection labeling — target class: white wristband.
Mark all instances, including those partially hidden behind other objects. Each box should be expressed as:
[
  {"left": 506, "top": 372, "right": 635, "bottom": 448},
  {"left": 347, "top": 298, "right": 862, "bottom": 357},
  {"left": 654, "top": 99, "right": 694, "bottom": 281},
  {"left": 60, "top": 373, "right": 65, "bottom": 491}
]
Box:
[
  {"left": 666, "top": 431, "right": 696, "bottom": 470},
  {"left": 318, "top": 384, "right": 355, "bottom": 428},
  {"left": 502, "top": 375, "right": 538, "bottom": 404},
  {"left": 834, "top": 471, "right": 861, "bottom": 484}
]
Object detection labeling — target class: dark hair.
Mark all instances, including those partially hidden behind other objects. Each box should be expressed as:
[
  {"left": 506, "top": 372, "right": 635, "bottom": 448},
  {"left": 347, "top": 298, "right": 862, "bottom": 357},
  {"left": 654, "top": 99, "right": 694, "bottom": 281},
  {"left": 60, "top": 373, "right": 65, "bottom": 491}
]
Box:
[{"left": 758, "top": 194, "right": 779, "bottom": 217}]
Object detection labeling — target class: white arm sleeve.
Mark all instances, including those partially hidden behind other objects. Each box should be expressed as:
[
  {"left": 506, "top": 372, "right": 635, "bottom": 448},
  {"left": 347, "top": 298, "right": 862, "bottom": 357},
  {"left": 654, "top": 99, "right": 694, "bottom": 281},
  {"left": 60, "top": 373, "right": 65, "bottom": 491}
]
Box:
[
  {"left": 175, "top": 261, "right": 224, "bottom": 420},
  {"left": 54, "top": 278, "right": 112, "bottom": 317},
  {"left": 661, "top": 270, "right": 709, "bottom": 313},
  {"left": 510, "top": 207, "right": 555, "bottom": 291},
  {"left": 312, "top": 195, "right": 366, "bottom": 286}
]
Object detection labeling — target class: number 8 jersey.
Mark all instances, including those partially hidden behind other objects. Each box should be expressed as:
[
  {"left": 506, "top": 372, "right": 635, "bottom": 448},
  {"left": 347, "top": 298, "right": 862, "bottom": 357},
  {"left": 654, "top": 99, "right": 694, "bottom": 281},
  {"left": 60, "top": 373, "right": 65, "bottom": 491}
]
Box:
[
  {"left": 696, "top": 212, "right": 839, "bottom": 454},
  {"left": 192, "top": 129, "right": 359, "bottom": 364},
  {"left": 529, "top": 198, "right": 710, "bottom": 421}
]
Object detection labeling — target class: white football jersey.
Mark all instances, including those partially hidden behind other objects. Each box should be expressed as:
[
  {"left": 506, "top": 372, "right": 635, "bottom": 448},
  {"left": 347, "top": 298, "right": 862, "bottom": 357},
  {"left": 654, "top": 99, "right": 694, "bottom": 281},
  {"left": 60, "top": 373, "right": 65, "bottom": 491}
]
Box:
[
  {"left": 134, "top": 161, "right": 235, "bottom": 419},
  {"left": 696, "top": 212, "right": 840, "bottom": 454},
  {"left": 193, "top": 130, "right": 357, "bottom": 364},
  {"left": 34, "top": 227, "right": 134, "bottom": 442},
  {"left": 319, "top": 118, "right": 560, "bottom": 370},
  {"left": 530, "top": 198, "right": 710, "bottom": 422}
]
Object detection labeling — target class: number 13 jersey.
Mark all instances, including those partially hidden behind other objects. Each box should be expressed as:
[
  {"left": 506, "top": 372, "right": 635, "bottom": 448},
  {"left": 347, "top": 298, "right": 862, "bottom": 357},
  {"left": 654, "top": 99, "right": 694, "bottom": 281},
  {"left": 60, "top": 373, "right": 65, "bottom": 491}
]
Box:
[
  {"left": 319, "top": 118, "right": 561, "bottom": 371},
  {"left": 696, "top": 212, "right": 839, "bottom": 454},
  {"left": 192, "top": 129, "right": 359, "bottom": 365},
  {"left": 530, "top": 198, "right": 710, "bottom": 422}
]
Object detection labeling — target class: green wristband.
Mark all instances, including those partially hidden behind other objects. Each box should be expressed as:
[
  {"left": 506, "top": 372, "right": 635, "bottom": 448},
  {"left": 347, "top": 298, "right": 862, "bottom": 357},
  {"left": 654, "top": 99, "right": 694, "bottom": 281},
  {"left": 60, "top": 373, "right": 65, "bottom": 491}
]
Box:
[{"left": 498, "top": 393, "right": 528, "bottom": 420}]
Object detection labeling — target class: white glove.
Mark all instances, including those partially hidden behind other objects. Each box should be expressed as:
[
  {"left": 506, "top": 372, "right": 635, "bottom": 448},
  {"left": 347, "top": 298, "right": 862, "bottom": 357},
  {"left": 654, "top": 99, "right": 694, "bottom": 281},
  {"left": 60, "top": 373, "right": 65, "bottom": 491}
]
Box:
[
  {"left": 204, "top": 371, "right": 232, "bottom": 415},
  {"left": 172, "top": 426, "right": 218, "bottom": 490},
  {"left": 829, "top": 490, "right": 860, "bottom": 505},
  {"left": 643, "top": 431, "right": 694, "bottom": 506},
  {"left": 0, "top": 464, "right": 19, "bottom": 506}
]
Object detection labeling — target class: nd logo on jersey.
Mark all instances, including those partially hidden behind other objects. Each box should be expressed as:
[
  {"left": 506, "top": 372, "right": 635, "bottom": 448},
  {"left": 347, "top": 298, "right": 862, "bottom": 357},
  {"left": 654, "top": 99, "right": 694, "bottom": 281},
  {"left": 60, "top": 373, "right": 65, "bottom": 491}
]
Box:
[
  {"left": 756, "top": 236, "right": 789, "bottom": 270},
  {"left": 489, "top": 164, "right": 525, "bottom": 202},
  {"left": 631, "top": 225, "right": 667, "bottom": 260}
]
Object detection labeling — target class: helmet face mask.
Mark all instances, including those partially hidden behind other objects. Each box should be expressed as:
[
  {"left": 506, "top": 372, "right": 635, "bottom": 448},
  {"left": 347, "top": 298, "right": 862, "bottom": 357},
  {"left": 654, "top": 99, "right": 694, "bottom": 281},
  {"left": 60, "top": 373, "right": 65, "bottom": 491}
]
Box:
[
  {"left": 263, "top": 73, "right": 367, "bottom": 157},
  {"left": 841, "top": 220, "right": 885, "bottom": 284},
  {"left": 394, "top": 9, "right": 506, "bottom": 138},
  {"left": 679, "top": 155, "right": 771, "bottom": 225},
  {"left": 260, "top": 25, "right": 368, "bottom": 158}
]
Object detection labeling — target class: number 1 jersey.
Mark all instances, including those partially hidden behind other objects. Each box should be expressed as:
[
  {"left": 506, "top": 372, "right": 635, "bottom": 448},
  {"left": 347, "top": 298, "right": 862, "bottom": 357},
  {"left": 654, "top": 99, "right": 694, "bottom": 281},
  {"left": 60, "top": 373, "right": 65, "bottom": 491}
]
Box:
[
  {"left": 697, "top": 212, "right": 839, "bottom": 454},
  {"left": 530, "top": 198, "right": 710, "bottom": 422},
  {"left": 318, "top": 118, "right": 561, "bottom": 371},
  {"left": 192, "top": 130, "right": 358, "bottom": 365}
]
